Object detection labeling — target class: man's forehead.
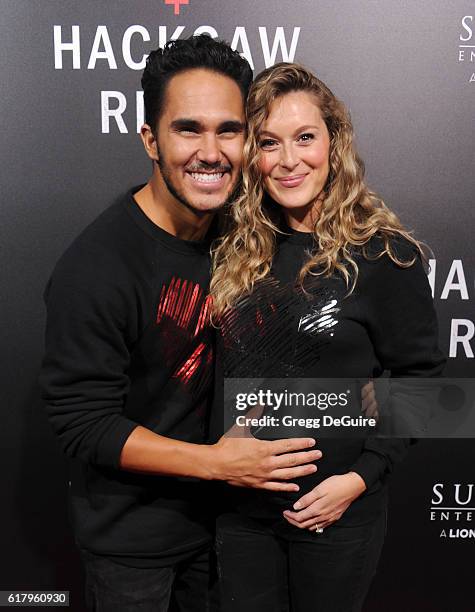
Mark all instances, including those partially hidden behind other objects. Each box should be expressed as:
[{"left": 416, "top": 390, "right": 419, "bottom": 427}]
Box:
[{"left": 162, "top": 68, "right": 245, "bottom": 121}]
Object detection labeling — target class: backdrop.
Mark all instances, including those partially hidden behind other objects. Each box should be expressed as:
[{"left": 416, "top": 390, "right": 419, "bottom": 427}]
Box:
[{"left": 1, "top": 1, "right": 473, "bottom": 610}]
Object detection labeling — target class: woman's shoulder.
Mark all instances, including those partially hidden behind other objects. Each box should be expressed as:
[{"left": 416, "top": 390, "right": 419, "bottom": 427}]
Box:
[
  {"left": 354, "top": 232, "right": 422, "bottom": 266},
  {"left": 349, "top": 233, "right": 429, "bottom": 296}
]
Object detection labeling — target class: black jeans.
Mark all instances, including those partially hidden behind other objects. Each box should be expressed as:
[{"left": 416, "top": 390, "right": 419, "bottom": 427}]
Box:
[
  {"left": 216, "top": 510, "right": 386, "bottom": 612},
  {"left": 81, "top": 546, "right": 212, "bottom": 612}
]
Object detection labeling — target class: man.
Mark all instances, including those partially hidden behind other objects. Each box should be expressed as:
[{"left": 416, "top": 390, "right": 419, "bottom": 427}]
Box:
[{"left": 40, "top": 35, "right": 321, "bottom": 611}]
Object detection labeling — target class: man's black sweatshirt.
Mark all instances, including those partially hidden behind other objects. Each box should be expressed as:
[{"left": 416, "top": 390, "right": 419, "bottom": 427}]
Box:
[{"left": 40, "top": 188, "right": 215, "bottom": 566}]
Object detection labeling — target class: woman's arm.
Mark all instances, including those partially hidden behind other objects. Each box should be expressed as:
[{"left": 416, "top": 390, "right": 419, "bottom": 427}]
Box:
[{"left": 284, "top": 240, "right": 446, "bottom": 530}]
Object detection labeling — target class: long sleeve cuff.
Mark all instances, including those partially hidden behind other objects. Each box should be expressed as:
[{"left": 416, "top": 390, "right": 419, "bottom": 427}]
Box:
[{"left": 349, "top": 450, "right": 388, "bottom": 490}]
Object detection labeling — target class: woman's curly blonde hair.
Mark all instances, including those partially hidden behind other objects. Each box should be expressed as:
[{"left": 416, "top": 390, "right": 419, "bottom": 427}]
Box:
[{"left": 210, "top": 62, "right": 422, "bottom": 316}]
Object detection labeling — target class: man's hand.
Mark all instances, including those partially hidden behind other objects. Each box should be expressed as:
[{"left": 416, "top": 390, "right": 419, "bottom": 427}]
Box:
[
  {"left": 209, "top": 436, "right": 322, "bottom": 492},
  {"left": 282, "top": 472, "right": 366, "bottom": 530},
  {"left": 119, "top": 425, "right": 320, "bottom": 488}
]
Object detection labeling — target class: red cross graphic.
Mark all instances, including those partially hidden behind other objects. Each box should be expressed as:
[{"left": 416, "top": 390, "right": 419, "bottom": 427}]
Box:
[{"left": 165, "top": 0, "right": 189, "bottom": 15}]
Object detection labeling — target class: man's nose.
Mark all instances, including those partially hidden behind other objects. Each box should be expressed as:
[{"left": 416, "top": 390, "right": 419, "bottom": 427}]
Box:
[{"left": 197, "top": 134, "right": 221, "bottom": 165}]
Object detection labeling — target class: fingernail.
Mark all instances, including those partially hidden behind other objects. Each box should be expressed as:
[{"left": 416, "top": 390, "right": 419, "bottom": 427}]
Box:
[
  {"left": 294, "top": 502, "right": 302, "bottom": 510},
  {"left": 308, "top": 439, "right": 316, "bottom": 446}
]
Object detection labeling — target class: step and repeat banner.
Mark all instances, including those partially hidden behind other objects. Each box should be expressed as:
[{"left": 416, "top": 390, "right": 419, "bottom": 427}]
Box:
[{"left": 2, "top": 1, "right": 473, "bottom": 610}]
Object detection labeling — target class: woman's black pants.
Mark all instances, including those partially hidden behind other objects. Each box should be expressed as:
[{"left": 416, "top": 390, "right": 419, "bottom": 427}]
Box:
[{"left": 216, "top": 510, "right": 386, "bottom": 612}]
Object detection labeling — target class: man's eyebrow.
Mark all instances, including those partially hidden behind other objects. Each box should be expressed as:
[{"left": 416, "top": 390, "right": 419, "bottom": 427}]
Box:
[
  {"left": 218, "top": 120, "right": 245, "bottom": 132},
  {"left": 170, "top": 119, "right": 245, "bottom": 133},
  {"left": 170, "top": 119, "right": 202, "bottom": 131}
]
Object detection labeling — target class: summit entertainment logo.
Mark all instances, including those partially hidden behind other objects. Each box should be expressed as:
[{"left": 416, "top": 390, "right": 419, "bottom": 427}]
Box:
[
  {"left": 458, "top": 15, "right": 475, "bottom": 83},
  {"left": 430, "top": 483, "right": 475, "bottom": 539}
]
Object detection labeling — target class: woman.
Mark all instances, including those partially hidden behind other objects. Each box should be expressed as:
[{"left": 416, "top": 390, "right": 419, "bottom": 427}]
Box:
[{"left": 210, "top": 63, "right": 445, "bottom": 611}]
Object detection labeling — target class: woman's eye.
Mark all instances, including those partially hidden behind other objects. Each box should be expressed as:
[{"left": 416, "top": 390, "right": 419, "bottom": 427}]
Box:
[
  {"left": 259, "top": 139, "right": 278, "bottom": 149},
  {"left": 298, "top": 133, "right": 314, "bottom": 142}
]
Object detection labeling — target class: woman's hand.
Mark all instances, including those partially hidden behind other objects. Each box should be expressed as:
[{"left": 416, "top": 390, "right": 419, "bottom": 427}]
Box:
[{"left": 283, "top": 472, "right": 367, "bottom": 531}]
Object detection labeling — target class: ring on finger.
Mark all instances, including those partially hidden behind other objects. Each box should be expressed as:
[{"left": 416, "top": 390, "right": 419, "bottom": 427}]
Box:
[{"left": 313, "top": 522, "right": 324, "bottom": 534}]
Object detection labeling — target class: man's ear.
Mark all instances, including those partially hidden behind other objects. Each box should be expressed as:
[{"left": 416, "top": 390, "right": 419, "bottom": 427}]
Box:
[{"left": 140, "top": 123, "right": 159, "bottom": 162}]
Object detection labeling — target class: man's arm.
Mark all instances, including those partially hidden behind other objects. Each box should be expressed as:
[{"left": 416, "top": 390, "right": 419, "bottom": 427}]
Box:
[
  {"left": 41, "top": 242, "right": 321, "bottom": 491},
  {"left": 120, "top": 426, "right": 321, "bottom": 492}
]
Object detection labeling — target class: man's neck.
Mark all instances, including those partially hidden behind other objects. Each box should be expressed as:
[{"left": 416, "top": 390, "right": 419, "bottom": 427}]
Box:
[{"left": 134, "top": 181, "right": 214, "bottom": 242}]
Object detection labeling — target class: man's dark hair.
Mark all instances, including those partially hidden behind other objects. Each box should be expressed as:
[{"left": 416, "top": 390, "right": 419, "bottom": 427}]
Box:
[{"left": 141, "top": 34, "right": 253, "bottom": 131}]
